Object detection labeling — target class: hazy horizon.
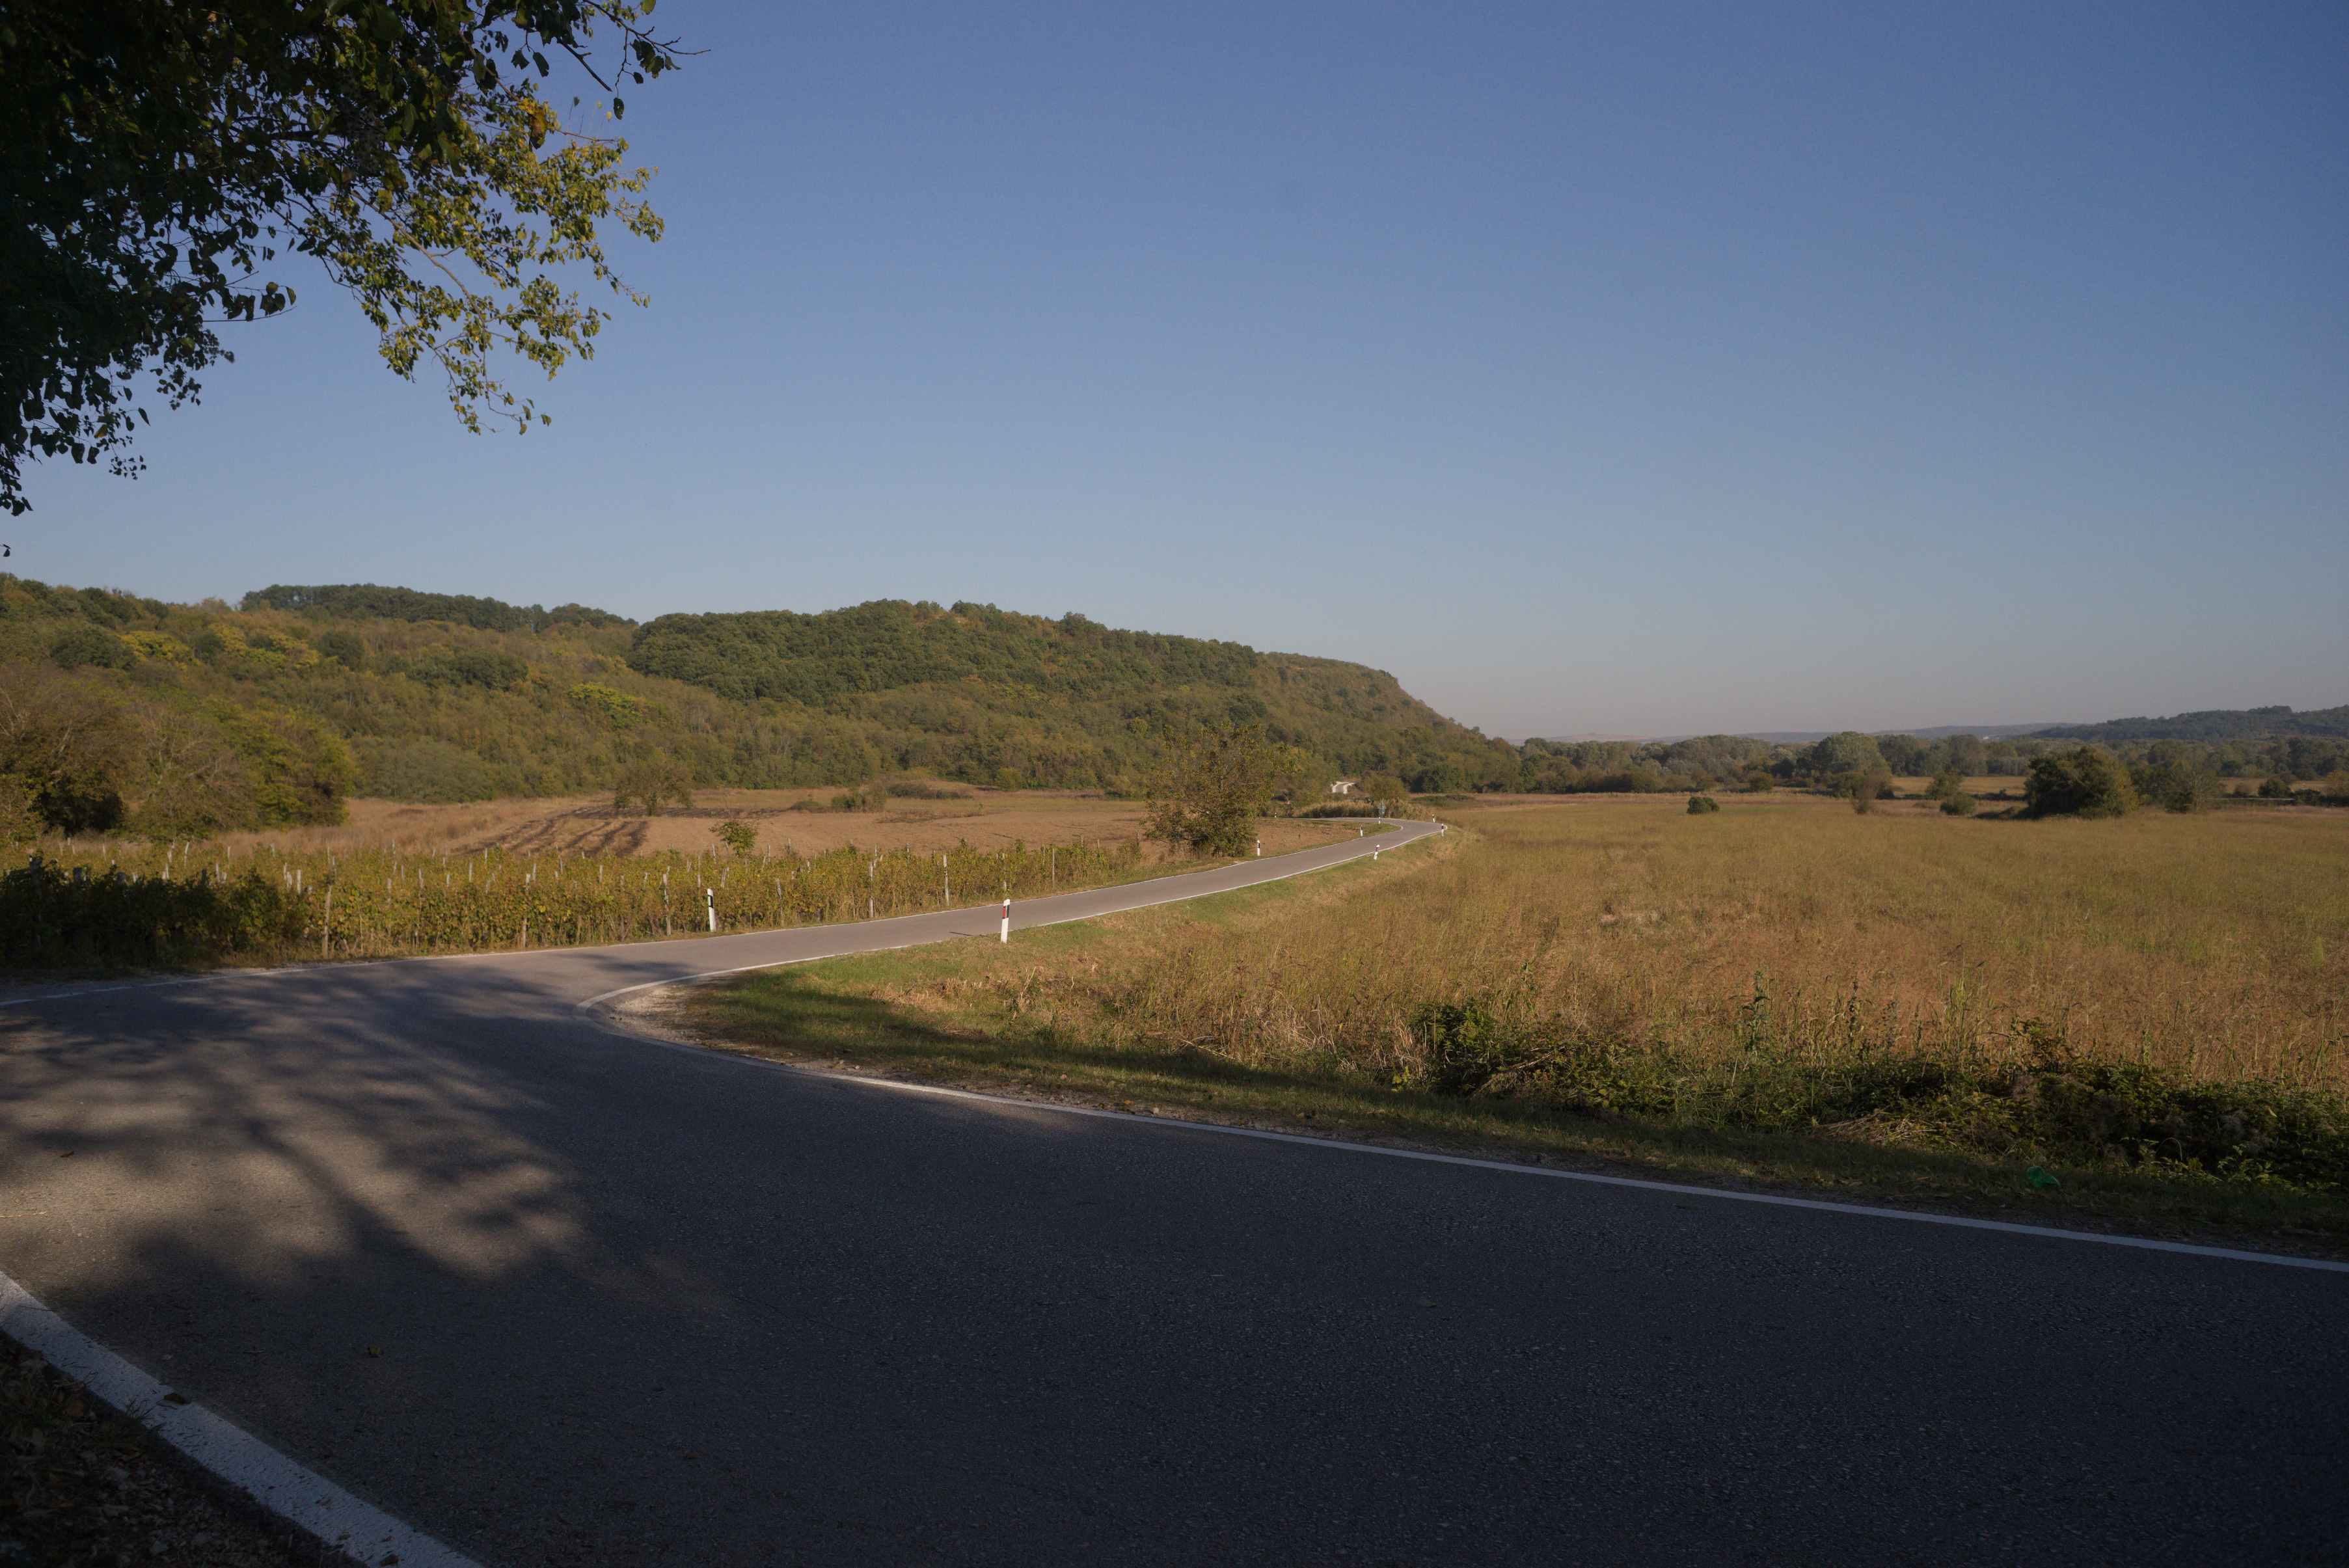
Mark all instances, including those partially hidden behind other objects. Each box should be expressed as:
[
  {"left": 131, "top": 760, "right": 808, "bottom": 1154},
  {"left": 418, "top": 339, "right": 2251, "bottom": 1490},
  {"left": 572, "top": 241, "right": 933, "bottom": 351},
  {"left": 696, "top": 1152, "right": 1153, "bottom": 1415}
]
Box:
[{"left": 18, "top": 3, "right": 2345, "bottom": 738}]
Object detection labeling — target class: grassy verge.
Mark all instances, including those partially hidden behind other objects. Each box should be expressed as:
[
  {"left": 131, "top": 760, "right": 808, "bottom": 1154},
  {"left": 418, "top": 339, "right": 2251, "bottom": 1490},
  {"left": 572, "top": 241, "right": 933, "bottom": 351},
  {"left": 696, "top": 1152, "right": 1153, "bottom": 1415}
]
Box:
[
  {"left": 0, "top": 1338, "right": 320, "bottom": 1566},
  {"left": 676, "top": 818, "right": 2349, "bottom": 1255}
]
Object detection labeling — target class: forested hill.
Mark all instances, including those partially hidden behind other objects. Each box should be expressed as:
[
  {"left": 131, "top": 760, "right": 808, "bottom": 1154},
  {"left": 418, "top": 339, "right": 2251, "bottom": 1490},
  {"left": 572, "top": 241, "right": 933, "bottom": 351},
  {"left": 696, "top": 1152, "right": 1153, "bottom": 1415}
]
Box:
[
  {"left": 243, "top": 584, "right": 631, "bottom": 632},
  {"left": 2026, "top": 706, "right": 2349, "bottom": 743},
  {"left": 630, "top": 602, "right": 1260, "bottom": 706},
  {"left": 0, "top": 577, "right": 1517, "bottom": 837}
]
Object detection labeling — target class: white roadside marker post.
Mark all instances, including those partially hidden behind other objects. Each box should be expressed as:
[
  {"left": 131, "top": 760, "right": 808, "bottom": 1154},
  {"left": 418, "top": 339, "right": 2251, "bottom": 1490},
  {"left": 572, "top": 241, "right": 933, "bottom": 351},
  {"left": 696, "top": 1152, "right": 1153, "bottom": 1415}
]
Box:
[
  {"left": 1000, "top": 897, "right": 1011, "bottom": 944},
  {"left": 706, "top": 888, "right": 716, "bottom": 932},
  {"left": 1255, "top": 838, "right": 1262, "bottom": 856}
]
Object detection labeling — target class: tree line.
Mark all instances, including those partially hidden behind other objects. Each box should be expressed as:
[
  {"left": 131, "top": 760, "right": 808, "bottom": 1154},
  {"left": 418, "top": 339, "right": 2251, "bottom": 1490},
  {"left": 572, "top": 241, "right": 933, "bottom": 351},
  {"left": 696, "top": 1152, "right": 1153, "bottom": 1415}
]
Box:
[{"left": 1514, "top": 727, "right": 2347, "bottom": 800}]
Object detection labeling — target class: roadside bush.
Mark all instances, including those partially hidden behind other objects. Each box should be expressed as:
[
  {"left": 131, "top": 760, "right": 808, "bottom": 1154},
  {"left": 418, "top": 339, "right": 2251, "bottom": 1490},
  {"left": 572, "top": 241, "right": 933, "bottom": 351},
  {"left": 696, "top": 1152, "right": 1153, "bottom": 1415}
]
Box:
[
  {"left": 2024, "top": 747, "right": 2138, "bottom": 819},
  {"left": 1400, "top": 999, "right": 2349, "bottom": 1192},
  {"left": 1408, "top": 999, "right": 1524, "bottom": 1096},
  {"left": 1686, "top": 794, "right": 1720, "bottom": 815},
  {"left": 1940, "top": 792, "right": 1977, "bottom": 817},
  {"left": 1295, "top": 801, "right": 1384, "bottom": 818}
]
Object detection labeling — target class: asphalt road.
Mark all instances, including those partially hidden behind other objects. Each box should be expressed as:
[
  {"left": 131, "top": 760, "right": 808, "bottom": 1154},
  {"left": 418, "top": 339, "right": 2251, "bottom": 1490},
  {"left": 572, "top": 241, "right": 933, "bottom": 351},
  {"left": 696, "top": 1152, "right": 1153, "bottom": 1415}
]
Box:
[{"left": 1, "top": 818, "right": 2342, "bottom": 1567}]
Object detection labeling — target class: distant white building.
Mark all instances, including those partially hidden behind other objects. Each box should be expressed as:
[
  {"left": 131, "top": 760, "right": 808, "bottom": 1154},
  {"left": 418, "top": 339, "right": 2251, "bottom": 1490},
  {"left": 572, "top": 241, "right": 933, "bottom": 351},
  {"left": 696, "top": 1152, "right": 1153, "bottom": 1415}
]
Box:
[{"left": 1328, "top": 779, "right": 1358, "bottom": 796}]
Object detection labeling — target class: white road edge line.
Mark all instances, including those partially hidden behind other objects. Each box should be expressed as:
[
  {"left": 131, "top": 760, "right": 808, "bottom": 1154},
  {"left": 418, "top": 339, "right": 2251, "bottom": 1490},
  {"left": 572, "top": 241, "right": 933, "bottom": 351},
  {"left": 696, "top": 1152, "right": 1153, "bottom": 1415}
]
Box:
[
  {"left": 821, "top": 1075, "right": 2349, "bottom": 1275},
  {"left": 0, "top": 1275, "right": 483, "bottom": 1567}
]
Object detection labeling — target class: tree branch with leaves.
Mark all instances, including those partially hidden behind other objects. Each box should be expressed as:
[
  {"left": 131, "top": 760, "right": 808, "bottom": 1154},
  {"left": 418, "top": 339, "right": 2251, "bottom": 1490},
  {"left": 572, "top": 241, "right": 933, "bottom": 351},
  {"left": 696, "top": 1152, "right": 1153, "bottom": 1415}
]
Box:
[{"left": 0, "top": 0, "right": 686, "bottom": 513}]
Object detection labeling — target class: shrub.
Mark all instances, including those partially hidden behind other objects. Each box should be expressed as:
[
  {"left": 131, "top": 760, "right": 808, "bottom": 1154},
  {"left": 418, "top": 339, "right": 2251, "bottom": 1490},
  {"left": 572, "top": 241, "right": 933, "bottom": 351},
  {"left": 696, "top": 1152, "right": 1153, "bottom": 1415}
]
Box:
[
  {"left": 785, "top": 789, "right": 880, "bottom": 813},
  {"left": 886, "top": 779, "right": 970, "bottom": 800},
  {"left": 1408, "top": 999, "right": 1520, "bottom": 1096},
  {"left": 1940, "top": 792, "right": 1977, "bottom": 817},
  {"left": 1924, "top": 766, "right": 1965, "bottom": 801},
  {"left": 1839, "top": 770, "right": 1894, "bottom": 810},
  {"left": 1741, "top": 770, "right": 1773, "bottom": 792},
  {"left": 713, "top": 819, "right": 759, "bottom": 856},
  {"left": 2024, "top": 747, "right": 2138, "bottom": 818},
  {"left": 2258, "top": 776, "right": 2293, "bottom": 799},
  {"left": 1686, "top": 794, "right": 1720, "bottom": 815},
  {"left": 2145, "top": 763, "right": 2218, "bottom": 814}
]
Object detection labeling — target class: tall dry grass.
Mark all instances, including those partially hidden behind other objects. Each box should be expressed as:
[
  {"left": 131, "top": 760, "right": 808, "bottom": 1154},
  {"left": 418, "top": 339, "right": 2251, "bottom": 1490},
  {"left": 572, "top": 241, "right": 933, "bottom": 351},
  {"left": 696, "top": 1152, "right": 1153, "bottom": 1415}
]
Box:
[{"left": 1079, "top": 798, "right": 2348, "bottom": 1092}]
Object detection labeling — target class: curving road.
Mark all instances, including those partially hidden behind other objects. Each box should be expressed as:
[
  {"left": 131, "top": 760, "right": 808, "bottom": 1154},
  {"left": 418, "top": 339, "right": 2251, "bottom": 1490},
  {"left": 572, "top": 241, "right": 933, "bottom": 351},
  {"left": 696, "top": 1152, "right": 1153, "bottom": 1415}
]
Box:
[{"left": 1, "top": 817, "right": 2343, "bottom": 1567}]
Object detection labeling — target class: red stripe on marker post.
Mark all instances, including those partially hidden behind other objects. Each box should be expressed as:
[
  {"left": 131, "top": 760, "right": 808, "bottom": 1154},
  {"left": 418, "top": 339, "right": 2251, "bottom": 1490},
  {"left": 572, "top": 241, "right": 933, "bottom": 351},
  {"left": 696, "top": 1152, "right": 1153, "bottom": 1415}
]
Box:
[{"left": 1000, "top": 898, "right": 1011, "bottom": 943}]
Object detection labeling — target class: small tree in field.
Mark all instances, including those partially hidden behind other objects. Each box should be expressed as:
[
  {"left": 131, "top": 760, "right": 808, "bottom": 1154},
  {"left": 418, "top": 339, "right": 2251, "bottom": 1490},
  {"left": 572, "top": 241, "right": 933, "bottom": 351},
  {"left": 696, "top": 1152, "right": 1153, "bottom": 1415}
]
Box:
[
  {"left": 2024, "top": 748, "right": 2136, "bottom": 819},
  {"left": 1144, "top": 724, "right": 1277, "bottom": 856},
  {"left": 713, "top": 818, "right": 758, "bottom": 856},
  {"left": 614, "top": 759, "right": 694, "bottom": 817}
]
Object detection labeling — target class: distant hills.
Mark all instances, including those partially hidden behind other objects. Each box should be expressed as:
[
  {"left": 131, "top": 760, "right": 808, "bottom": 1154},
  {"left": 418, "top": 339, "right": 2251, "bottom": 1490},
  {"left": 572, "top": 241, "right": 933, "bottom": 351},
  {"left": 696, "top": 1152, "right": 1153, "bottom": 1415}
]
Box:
[
  {"left": 1545, "top": 707, "right": 2344, "bottom": 748},
  {"left": 2021, "top": 705, "right": 2349, "bottom": 744}
]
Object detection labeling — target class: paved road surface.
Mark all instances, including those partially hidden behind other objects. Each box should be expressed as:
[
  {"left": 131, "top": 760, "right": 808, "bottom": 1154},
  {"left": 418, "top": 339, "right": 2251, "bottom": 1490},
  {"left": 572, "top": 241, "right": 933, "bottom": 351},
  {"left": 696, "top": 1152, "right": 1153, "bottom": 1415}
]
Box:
[{"left": 1, "top": 819, "right": 2342, "bottom": 1566}]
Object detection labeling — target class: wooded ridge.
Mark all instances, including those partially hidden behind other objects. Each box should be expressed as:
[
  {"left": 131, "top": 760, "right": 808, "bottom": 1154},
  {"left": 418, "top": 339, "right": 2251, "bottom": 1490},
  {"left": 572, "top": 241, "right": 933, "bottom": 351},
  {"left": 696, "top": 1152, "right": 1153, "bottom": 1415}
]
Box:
[{"left": 0, "top": 578, "right": 1519, "bottom": 835}]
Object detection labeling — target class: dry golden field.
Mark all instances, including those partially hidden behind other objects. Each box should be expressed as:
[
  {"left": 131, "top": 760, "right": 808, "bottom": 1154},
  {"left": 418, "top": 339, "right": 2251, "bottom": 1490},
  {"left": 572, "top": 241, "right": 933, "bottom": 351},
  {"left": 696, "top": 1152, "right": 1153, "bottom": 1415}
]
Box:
[{"left": 1122, "top": 792, "right": 2346, "bottom": 1088}]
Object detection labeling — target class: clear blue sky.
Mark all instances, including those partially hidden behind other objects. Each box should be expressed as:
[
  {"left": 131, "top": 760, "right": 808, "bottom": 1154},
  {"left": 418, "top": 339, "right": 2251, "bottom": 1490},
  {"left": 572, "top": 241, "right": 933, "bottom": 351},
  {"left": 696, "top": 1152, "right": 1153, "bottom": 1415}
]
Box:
[{"left": 23, "top": 2, "right": 2347, "bottom": 739}]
